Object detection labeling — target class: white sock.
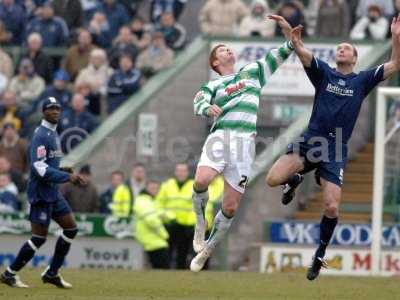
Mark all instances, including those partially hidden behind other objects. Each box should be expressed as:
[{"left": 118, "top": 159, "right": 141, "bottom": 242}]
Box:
[
  {"left": 192, "top": 189, "right": 209, "bottom": 228},
  {"left": 206, "top": 210, "right": 233, "bottom": 251}
]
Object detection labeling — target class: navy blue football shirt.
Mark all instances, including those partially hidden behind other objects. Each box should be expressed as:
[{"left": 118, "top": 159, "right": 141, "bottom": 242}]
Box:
[{"left": 304, "top": 56, "right": 384, "bottom": 143}]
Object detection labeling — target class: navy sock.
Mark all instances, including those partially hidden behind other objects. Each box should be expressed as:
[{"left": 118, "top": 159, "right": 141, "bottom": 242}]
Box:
[
  {"left": 9, "top": 236, "right": 46, "bottom": 273},
  {"left": 48, "top": 229, "right": 77, "bottom": 276},
  {"left": 316, "top": 215, "right": 338, "bottom": 258},
  {"left": 286, "top": 173, "right": 301, "bottom": 186}
]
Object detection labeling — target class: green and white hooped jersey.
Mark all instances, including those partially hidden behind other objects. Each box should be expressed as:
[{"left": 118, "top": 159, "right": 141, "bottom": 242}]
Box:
[{"left": 194, "top": 41, "right": 294, "bottom": 134}]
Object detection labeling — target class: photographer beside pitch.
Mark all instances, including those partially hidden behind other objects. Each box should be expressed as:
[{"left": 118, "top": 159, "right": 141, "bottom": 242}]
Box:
[
  {"left": 1, "top": 97, "right": 86, "bottom": 288},
  {"left": 266, "top": 17, "right": 400, "bottom": 280}
]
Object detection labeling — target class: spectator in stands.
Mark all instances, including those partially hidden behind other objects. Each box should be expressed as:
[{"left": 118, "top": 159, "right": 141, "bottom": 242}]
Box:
[
  {"left": 88, "top": 11, "right": 112, "bottom": 49},
  {"left": 25, "top": 1, "right": 69, "bottom": 47},
  {"left": 150, "top": 0, "right": 187, "bottom": 23},
  {"left": 95, "top": 0, "right": 129, "bottom": 38},
  {"left": 59, "top": 93, "right": 99, "bottom": 142},
  {"left": 0, "top": 91, "right": 24, "bottom": 132},
  {"left": 52, "top": 0, "right": 83, "bottom": 31},
  {"left": 74, "top": 81, "right": 102, "bottom": 116},
  {"left": 9, "top": 58, "right": 45, "bottom": 109},
  {"left": 22, "top": 32, "right": 54, "bottom": 84},
  {"left": 128, "top": 163, "right": 147, "bottom": 198},
  {"left": 356, "top": 0, "right": 394, "bottom": 19},
  {"left": 156, "top": 12, "right": 186, "bottom": 51},
  {"left": 61, "top": 164, "right": 99, "bottom": 213},
  {"left": 350, "top": 4, "right": 389, "bottom": 40},
  {"left": 0, "top": 173, "right": 20, "bottom": 213},
  {"left": 0, "top": 46, "right": 13, "bottom": 81},
  {"left": 76, "top": 48, "right": 113, "bottom": 97},
  {"left": 316, "top": 0, "right": 350, "bottom": 38},
  {"left": 275, "top": 1, "right": 307, "bottom": 37},
  {"left": 0, "top": 156, "right": 25, "bottom": 192},
  {"left": 199, "top": 0, "right": 249, "bottom": 37},
  {"left": 0, "top": 0, "right": 27, "bottom": 44},
  {"left": 137, "top": 31, "right": 174, "bottom": 78},
  {"left": 63, "top": 28, "right": 97, "bottom": 80},
  {"left": 107, "top": 54, "right": 142, "bottom": 114},
  {"left": 0, "top": 19, "right": 12, "bottom": 44},
  {"left": 239, "top": 0, "right": 274, "bottom": 37},
  {"left": 0, "top": 123, "right": 28, "bottom": 174},
  {"left": 109, "top": 26, "right": 140, "bottom": 69},
  {"left": 130, "top": 16, "right": 152, "bottom": 51},
  {"left": 36, "top": 69, "right": 72, "bottom": 112},
  {"left": 100, "top": 170, "right": 125, "bottom": 214}
]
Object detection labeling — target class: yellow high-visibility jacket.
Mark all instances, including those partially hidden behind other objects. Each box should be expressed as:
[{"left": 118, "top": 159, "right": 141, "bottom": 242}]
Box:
[
  {"left": 155, "top": 178, "right": 195, "bottom": 226},
  {"left": 111, "top": 184, "right": 133, "bottom": 218},
  {"left": 133, "top": 192, "right": 169, "bottom": 252}
]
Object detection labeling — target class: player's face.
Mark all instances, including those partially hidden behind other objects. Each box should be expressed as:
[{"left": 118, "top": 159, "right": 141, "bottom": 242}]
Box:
[
  {"left": 336, "top": 43, "right": 357, "bottom": 65},
  {"left": 44, "top": 106, "right": 61, "bottom": 124},
  {"left": 215, "top": 46, "right": 236, "bottom": 69}
]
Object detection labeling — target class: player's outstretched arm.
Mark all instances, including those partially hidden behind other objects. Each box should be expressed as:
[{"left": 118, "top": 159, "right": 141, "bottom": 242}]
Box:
[
  {"left": 383, "top": 15, "right": 400, "bottom": 80},
  {"left": 290, "top": 25, "right": 312, "bottom": 67}
]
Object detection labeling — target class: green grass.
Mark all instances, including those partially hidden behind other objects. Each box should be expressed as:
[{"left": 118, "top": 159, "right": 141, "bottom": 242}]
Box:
[{"left": 1, "top": 269, "right": 400, "bottom": 300}]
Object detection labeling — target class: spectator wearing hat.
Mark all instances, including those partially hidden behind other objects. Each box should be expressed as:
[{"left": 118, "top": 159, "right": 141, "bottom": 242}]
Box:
[
  {"left": 25, "top": 1, "right": 69, "bottom": 47},
  {"left": 137, "top": 31, "right": 174, "bottom": 78},
  {"left": 0, "top": 172, "right": 20, "bottom": 213},
  {"left": 36, "top": 69, "right": 72, "bottom": 112},
  {"left": 0, "top": 123, "right": 28, "bottom": 174},
  {"left": 156, "top": 12, "right": 186, "bottom": 51},
  {"left": 239, "top": 0, "right": 275, "bottom": 37},
  {"left": 0, "top": 91, "right": 24, "bottom": 133},
  {"left": 58, "top": 93, "right": 98, "bottom": 151},
  {"left": 61, "top": 164, "right": 99, "bottom": 213},
  {"left": 95, "top": 0, "right": 129, "bottom": 38},
  {"left": 9, "top": 58, "right": 45, "bottom": 109},
  {"left": 109, "top": 26, "right": 140, "bottom": 69},
  {"left": 88, "top": 11, "right": 112, "bottom": 49},
  {"left": 107, "top": 54, "right": 142, "bottom": 114},
  {"left": 63, "top": 28, "right": 97, "bottom": 81},
  {"left": 350, "top": 4, "right": 389, "bottom": 40},
  {"left": 21, "top": 32, "right": 54, "bottom": 84},
  {"left": 0, "top": 0, "right": 27, "bottom": 45}
]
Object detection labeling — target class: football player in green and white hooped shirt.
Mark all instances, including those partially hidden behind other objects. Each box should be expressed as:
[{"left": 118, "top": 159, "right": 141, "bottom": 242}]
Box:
[{"left": 190, "top": 15, "right": 299, "bottom": 272}]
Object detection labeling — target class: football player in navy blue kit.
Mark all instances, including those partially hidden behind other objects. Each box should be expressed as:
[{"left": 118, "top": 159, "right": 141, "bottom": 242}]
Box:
[
  {"left": 0, "top": 97, "right": 86, "bottom": 288},
  {"left": 266, "top": 17, "right": 400, "bottom": 280}
]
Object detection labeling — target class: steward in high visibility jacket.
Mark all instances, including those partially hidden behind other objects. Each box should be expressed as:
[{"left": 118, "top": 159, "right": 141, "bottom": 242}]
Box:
[
  {"left": 134, "top": 181, "right": 169, "bottom": 269},
  {"left": 111, "top": 183, "right": 133, "bottom": 217}
]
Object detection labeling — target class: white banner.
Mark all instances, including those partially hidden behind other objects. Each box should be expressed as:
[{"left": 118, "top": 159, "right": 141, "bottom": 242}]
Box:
[
  {"left": 0, "top": 235, "right": 144, "bottom": 270},
  {"left": 210, "top": 42, "right": 373, "bottom": 96},
  {"left": 137, "top": 113, "right": 158, "bottom": 157},
  {"left": 260, "top": 244, "right": 400, "bottom": 276}
]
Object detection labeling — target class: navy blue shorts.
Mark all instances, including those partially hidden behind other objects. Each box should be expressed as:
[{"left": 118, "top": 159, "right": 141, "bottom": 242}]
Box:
[
  {"left": 286, "top": 132, "right": 348, "bottom": 187},
  {"left": 29, "top": 196, "right": 72, "bottom": 227}
]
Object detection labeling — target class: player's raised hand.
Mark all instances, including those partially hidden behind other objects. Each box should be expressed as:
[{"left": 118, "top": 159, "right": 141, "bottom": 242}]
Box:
[
  {"left": 207, "top": 104, "right": 223, "bottom": 117},
  {"left": 69, "top": 173, "right": 88, "bottom": 186},
  {"left": 391, "top": 14, "right": 400, "bottom": 37},
  {"left": 267, "top": 15, "right": 292, "bottom": 40},
  {"left": 291, "top": 25, "right": 304, "bottom": 47}
]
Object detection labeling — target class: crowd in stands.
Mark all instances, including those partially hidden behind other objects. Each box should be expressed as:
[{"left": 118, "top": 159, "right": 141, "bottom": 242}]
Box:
[
  {"left": 0, "top": 0, "right": 188, "bottom": 153},
  {"left": 200, "top": 0, "right": 398, "bottom": 40}
]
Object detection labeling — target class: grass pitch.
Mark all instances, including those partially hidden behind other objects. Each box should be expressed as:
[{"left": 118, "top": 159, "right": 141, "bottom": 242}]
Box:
[{"left": 1, "top": 269, "right": 399, "bottom": 300}]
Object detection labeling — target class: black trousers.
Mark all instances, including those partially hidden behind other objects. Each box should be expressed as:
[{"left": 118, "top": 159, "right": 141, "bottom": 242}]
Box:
[
  {"left": 166, "top": 223, "right": 194, "bottom": 269},
  {"left": 147, "top": 248, "right": 170, "bottom": 269}
]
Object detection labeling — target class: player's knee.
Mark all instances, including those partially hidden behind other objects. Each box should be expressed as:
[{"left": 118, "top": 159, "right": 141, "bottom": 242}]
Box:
[
  {"left": 194, "top": 177, "right": 210, "bottom": 192},
  {"left": 222, "top": 203, "right": 238, "bottom": 217},
  {"left": 30, "top": 235, "right": 47, "bottom": 250},
  {"left": 265, "top": 172, "right": 280, "bottom": 187},
  {"left": 62, "top": 228, "right": 78, "bottom": 242},
  {"left": 324, "top": 202, "right": 339, "bottom": 218}
]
